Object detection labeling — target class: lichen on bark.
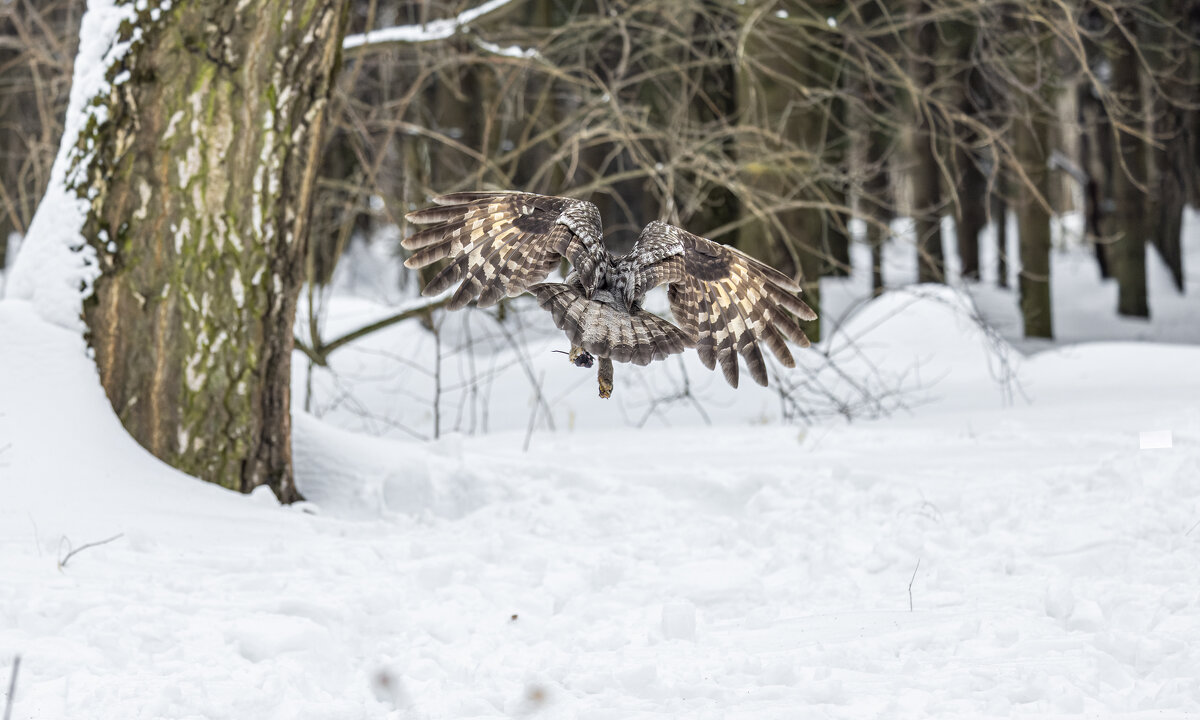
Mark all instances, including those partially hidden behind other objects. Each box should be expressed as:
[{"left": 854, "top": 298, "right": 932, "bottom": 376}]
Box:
[{"left": 78, "top": 0, "right": 349, "bottom": 500}]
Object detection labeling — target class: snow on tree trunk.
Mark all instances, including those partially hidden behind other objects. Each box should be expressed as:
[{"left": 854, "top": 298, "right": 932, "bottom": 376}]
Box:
[{"left": 74, "top": 0, "right": 347, "bottom": 501}]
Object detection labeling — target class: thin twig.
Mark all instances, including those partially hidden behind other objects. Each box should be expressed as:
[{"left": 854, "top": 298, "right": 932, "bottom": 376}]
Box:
[
  {"left": 908, "top": 557, "right": 921, "bottom": 612},
  {"left": 294, "top": 295, "right": 451, "bottom": 367},
  {"left": 4, "top": 655, "right": 20, "bottom": 720},
  {"left": 57, "top": 533, "right": 124, "bottom": 570}
]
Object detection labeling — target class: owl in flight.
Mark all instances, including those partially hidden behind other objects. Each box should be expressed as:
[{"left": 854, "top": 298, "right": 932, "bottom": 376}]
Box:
[{"left": 404, "top": 192, "right": 817, "bottom": 398}]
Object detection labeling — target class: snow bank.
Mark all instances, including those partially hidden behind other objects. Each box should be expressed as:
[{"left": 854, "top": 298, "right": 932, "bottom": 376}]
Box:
[
  {"left": 4, "top": 0, "right": 133, "bottom": 329},
  {"left": 5, "top": 285, "right": 1200, "bottom": 717}
]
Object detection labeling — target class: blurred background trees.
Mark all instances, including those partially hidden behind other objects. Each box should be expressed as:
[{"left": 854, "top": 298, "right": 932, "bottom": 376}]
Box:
[
  {"left": 3, "top": 0, "right": 1198, "bottom": 344},
  {"left": 316, "top": 0, "right": 1199, "bottom": 344}
]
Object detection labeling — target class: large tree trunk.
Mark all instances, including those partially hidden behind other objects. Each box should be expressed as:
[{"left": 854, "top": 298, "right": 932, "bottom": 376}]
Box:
[
  {"left": 1012, "top": 19, "right": 1053, "bottom": 339},
  {"left": 906, "top": 0, "right": 945, "bottom": 284},
  {"left": 1107, "top": 11, "right": 1149, "bottom": 318},
  {"left": 1014, "top": 113, "right": 1053, "bottom": 338},
  {"left": 79, "top": 0, "right": 349, "bottom": 501},
  {"left": 1144, "top": 0, "right": 1187, "bottom": 293},
  {"left": 736, "top": 0, "right": 840, "bottom": 343},
  {"left": 939, "top": 18, "right": 985, "bottom": 282},
  {"left": 1078, "top": 80, "right": 1112, "bottom": 280}
]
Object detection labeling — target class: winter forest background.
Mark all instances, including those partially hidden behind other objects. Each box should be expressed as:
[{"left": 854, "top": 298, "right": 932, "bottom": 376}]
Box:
[{"left": 2, "top": 0, "right": 1200, "bottom": 717}]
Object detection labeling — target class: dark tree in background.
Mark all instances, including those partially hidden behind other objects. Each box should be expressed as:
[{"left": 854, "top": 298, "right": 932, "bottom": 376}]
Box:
[
  {"left": 77, "top": 0, "right": 349, "bottom": 501},
  {"left": 1009, "top": 9, "right": 1055, "bottom": 339},
  {"left": 0, "top": 0, "right": 81, "bottom": 270},
  {"left": 300, "top": 0, "right": 1196, "bottom": 352}
]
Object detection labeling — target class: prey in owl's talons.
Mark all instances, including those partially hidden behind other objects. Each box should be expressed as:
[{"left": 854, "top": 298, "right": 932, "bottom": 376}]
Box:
[
  {"left": 557, "top": 346, "right": 612, "bottom": 398},
  {"left": 553, "top": 347, "right": 594, "bottom": 368},
  {"left": 568, "top": 345, "right": 594, "bottom": 368}
]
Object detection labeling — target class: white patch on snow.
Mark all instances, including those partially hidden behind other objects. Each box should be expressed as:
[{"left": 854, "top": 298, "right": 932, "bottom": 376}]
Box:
[{"left": 1139, "top": 430, "right": 1173, "bottom": 450}]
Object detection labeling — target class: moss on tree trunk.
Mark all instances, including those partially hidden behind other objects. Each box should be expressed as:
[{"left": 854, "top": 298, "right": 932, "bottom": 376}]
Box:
[{"left": 78, "top": 0, "right": 348, "bottom": 501}]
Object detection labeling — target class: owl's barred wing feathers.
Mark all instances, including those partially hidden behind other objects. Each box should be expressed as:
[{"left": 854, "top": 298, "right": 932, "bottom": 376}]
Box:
[
  {"left": 404, "top": 191, "right": 817, "bottom": 393},
  {"left": 628, "top": 222, "right": 817, "bottom": 388},
  {"left": 403, "top": 192, "right": 608, "bottom": 310}
]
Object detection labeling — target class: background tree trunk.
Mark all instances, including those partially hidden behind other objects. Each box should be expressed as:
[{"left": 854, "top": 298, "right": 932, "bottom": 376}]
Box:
[
  {"left": 79, "top": 0, "right": 349, "bottom": 501},
  {"left": 1014, "top": 113, "right": 1053, "bottom": 338},
  {"left": 905, "top": 1, "right": 945, "bottom": 284},
  {"left": 1012, "top": 16, "right": 1053, "bottom": 339},
  {"left": 736, "top": 0, "right": 842, "bottom": 343},
  {"left": 1144, "top": 0, "right": 1187, "bottom": 293},
  {"left": 0, "top": 0, "right": 82, "bottom": 270},
  {"left": 991, "top": 186, "right": 1009, "bottom": 288},
  {"left": 1106, "top": 11, "right": 1149, "bottom": 318}
]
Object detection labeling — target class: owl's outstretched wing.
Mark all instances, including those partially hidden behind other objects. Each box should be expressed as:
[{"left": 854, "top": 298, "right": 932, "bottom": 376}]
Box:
[
  {"left": 403, "top": 192, "right": 609, "bottom": 310},
  {"left": 628, "top": 221, "right": 817, "bottom": 388}
]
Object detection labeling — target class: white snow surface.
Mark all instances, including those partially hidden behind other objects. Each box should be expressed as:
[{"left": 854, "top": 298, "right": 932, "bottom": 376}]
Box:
[
  {"left": 3, "top": 0, "right": 134, "bottom": 330},
  {"left": 5, "top": 283, "right": 1200, "bottom": 717}
]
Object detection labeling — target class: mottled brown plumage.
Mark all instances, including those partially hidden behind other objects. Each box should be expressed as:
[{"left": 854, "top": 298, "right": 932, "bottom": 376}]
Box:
[{"left": 404, "top": 191, "right": 817, "bottom": 396}]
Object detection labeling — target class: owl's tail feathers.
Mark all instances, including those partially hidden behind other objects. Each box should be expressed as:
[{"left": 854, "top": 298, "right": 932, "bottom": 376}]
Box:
[{"left": 530, "top": 283, "right": 695, "bottom": 366}]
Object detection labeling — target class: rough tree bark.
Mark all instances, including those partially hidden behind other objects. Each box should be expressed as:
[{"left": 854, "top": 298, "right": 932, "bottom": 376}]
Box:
[{"left": 79, "top": 0, "right": 349, "bottom": 501}]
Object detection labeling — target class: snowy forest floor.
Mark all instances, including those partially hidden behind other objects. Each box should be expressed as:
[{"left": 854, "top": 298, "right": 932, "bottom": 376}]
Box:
[{"left": 3, "top": 212, "right": 1200, "bottom": 718}]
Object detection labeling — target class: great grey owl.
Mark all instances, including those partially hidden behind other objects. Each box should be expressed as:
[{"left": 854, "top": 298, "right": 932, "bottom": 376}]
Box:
[{"left": 404, "top": 191, "right": 817, "bottom": 398}]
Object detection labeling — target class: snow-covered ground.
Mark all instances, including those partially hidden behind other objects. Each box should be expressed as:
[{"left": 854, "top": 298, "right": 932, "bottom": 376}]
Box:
[{"left": 5, "top": 246, "right": 1200, "bottom": 716}]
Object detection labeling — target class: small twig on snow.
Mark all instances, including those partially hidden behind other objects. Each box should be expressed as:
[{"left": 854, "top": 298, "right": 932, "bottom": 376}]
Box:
[
  {"left": 57, "top": 533, "right": 124, "bottom": 571},
  {"left": 908, "top": 557, "right": 921, "bottom": 612},
  {"left": 4, "top": 655, "right": 20, "bottom": 720},
  {"left": 1185, "top": 519, "right": 1200, "bottom": 537}
]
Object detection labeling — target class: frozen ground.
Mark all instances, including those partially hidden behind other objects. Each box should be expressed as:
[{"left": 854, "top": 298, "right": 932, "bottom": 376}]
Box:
[{"left": 4, "top": 272, "right": 1200, "bottom": 716}]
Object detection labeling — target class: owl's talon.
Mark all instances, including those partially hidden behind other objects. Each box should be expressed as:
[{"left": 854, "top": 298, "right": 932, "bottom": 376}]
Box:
[{"left": 598, "top": 356, "right": 613, "bottom": 399}]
